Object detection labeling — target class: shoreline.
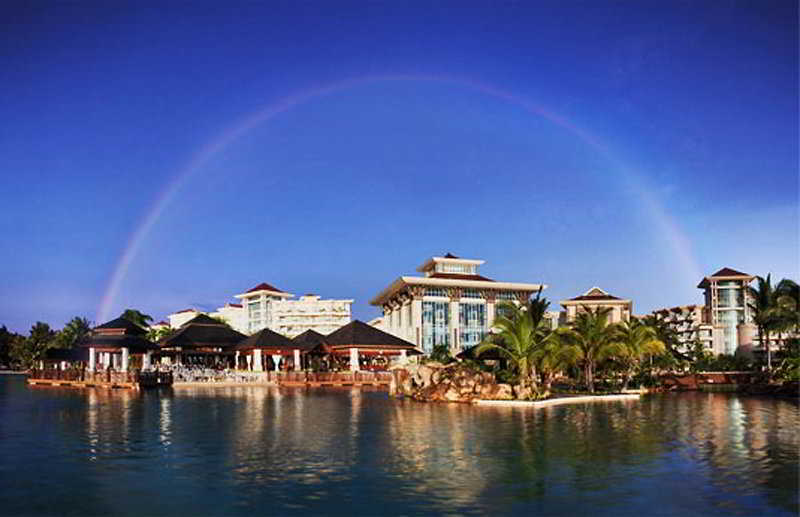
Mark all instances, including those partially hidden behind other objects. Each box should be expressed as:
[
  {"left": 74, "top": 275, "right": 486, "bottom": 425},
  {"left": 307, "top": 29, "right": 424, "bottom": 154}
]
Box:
[{"left": 474, "top": 393, "right": 642, "bottom": 407}]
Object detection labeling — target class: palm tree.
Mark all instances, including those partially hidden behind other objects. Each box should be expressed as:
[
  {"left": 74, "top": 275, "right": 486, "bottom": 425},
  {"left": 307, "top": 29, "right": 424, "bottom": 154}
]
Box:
[
  {"left": 748, "top": 275, "right": 782, "bottom": 370},
  {"left": 775, "top": 278, "right": 799, "bottom": 333},
  {"left": 611, "top": 319, "right": 666, "bottom": 389},
  {"left": 56, "top": 317, "right": 92, "bottom": 348},
  {"left": 476, "top": 290, "right": 556, "bottom": 395},
  {"left": 556, "top": 306, "right": 620, "bottom": 393},
  {"left": 120, "top": 309, "right": 153, "bottom": 329}
]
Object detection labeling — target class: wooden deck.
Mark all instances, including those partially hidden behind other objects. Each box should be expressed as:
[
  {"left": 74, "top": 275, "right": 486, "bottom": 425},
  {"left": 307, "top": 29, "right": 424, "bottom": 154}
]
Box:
[
  {"left": 28, "top": 378, "right": 136, "bottom": 389},
  {"left": 274, "top": 371, "right": 392, "bottom": 389},
  {"left": 27, "top": 369, "right": 173, "bottom": 389}
]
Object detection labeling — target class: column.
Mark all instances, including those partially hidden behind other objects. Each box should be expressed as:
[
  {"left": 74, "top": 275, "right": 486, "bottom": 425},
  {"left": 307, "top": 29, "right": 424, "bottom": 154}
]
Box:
[
  {"left": 142, "top": 351, "right": 152, "bottom": 370},
  {"left": 399, "top": 349, "right": 408, "bottom": 365},
  {"left": 349, "top": 348, "right": 360, "bottom": 372},
  {"left": 411, "top": 292, "right": 422, "bottom": 348},
  {"left": 234, "top": 351, "right": 240, "bottom": 370},
  {"left": 448, "top": 288, "right": 461, "bottom": 353},
  {"left": 271, "top": 354, "right": 281, "bottom": 372},
  {"left": 253, "top": 350, "right": 263, "bottom": 372},
  {"left": 121, "top": 347, "right": 129, "bottom": 371},
  {"left": 485, "top": 290, "right": 496, "bottom": 332},
  {"left": 88, "top": 347, "right": 96, "bottom": 370},
  {"left": 293, "top": 349, "right": 301, "bottom": 371},
  {"left": 246, "top": 354, "right": 252, "bottom": 370}
]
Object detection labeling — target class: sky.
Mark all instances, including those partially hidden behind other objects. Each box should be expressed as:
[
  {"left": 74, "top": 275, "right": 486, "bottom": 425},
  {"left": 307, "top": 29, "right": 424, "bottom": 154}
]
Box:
[{"left": 1, "top": 1, "right": 797, "bottom": 333}]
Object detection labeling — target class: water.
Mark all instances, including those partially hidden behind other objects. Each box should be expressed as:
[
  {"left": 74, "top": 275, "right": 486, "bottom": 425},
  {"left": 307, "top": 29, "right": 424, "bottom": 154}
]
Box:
[{"left": 0, "top": 376, "right": 797, "bottom": 516}]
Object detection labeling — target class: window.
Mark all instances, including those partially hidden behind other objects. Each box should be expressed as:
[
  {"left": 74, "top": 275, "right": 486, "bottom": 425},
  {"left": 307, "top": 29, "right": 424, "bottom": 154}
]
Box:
[
  {"left": 459, "top": 303, "right": 486, "bottom": 350},
  {"left": 462, "top": 289, "right": 482, "bottom": 299},
  {"left": 422, "top": 301, "right": 449, "bottom": 353},
  {"left": 496, "top": 291, "right": 516, "bottom": 301},
  {"left": 425, "top": 287, "right": 448, "bottom": 297}
]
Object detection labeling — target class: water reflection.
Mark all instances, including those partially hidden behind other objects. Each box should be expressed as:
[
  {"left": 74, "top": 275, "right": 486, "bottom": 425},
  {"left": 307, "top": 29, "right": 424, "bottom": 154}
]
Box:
[{"left": 0, "top": 377, "right": 796, "bottom": 517}]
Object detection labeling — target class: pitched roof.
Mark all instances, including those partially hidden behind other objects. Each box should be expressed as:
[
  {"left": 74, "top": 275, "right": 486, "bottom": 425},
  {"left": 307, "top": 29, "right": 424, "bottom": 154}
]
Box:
[
  {"left": 80, "top": 333, "right": 157, "bottom": 352},
  {"left": 94, "top": 317, "right": 147, "bottom": 335},
  {"left": 182, "top": 313, "right": 223, "bottom": 326},
  {"left": 159, "top": 319, "right": 246, "bottom": 349},
  {"left": 443, "top": 252, "right": 459, "bottom": 258},
  {"left": 235, "top": 327, "right": 296, "bottom": 351},
  {"left": 709, "top": 267, "right": 750, "bottom": 277},
  {"left": 566, "top": 287, "right": 621, "bottom": 302},
  {"left": 428, "top": 273, "right": 495, "bottom": 282},
  {"left": 175, "top": 308, "right": 198, "bottom": 314},
  {"left": 292, "top": 329, "right": 328, "bottom": 351},
  {"left": 697, "top": 267, "right": 754, "bottom": 288},
  {"left": 324, "top": 320, "right": 417, "bottom": 349},
  {"left": 246, "top": 282, "right": 285, "bottom": 294}
]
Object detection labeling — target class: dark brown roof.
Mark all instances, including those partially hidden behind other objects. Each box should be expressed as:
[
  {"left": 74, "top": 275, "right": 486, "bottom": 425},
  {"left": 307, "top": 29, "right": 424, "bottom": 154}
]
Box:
[
  {"left": 45, "top": 347, "right": 90, "bottom": 361},
  {"left": 443, "top": 253, "right": 459, "bottom": 258},
  {"left": 246, "top": 282, "right": 285, "bottom": 294},
  {"left": 428, "top": 273, "right": 495, "bottom": 282},
  {"left": 94, "top": 317, "right": 147, "bottom": 335},
  {"left": 325, "top": 320, "right": 417, "bottom": 349},
  {"left": 159, "top": 320, "right": 246, "bottom": 350},
  {"left": 697, "top": 267, "right": 753, "bottom": 288},
  {"left": 292, "top": 329, "right": 328, "bottom": 351},
  {"left": 182, "top": 313, "right": 223, "bottom": 326},
  {"left": 235, "top": 328, "right": 296, "bottom": 351},
  {"left": 80, "top": 334, "right": 157, "bottom": 352},
  {"left": 228, "top": 303, "right": 242, "bottom": 308},
  {"left": 567, "top": 293, "right": 621, "bottom": 301}
]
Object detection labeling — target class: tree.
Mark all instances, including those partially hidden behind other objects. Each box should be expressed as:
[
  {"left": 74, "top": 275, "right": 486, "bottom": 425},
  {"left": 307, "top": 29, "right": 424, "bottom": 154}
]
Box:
[
  {"left": 11, "top": 322, "right": 56, "bottom": 369},
  {"left": 611, "top": 319, "right": 666, "bottom": 389},
  {"left": 775, "top": 278, "right": 799, "bottom": 333},
  {"left": 476, "top": 290, "right": 557, "bottom": 397},
  {"left": 748, "top": 275, "right": 782, "bottom": 371},
  {"left": 146, "top": 326, "right": 174, "bottom": 343},
  {"left": 641, "top": 314, "right": 690, "bottom": 363},
  {"left": 54, "top": 317, "right": 92, "bottom": 349},
  {"left": 556, "top": 306, "right": 621, "bottom": 393},
  {"left": 120, "top": 309, "right": 153, "bottom": 329},
  {"left": 0, "top": 326, "right": 22, "bottom": 368}
]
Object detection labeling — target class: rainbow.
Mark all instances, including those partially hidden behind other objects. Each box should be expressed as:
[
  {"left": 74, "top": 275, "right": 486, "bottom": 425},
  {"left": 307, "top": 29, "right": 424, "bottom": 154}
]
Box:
[{"left": 96, "top": 74, "right": 701, "bottom": 323}]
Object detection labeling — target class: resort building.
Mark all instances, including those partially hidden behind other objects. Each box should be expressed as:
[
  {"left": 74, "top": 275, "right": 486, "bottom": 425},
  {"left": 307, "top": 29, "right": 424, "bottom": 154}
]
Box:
[
  {"left": 166, "top": 284, "right": 353, "bottom": 338},
  {"left": 234, "top": 284, "right": 353, "bottom": 338},
  {"left": 652, "top": 305, "right": 714, "bottom": 353},
  {"left": 559, "top": 287, "right": 633, "bottom": 324},
  {"left": 168, "top": 309, "right": 202, "bottom": 329},
  {"left": 369, "top": 254, "right": 546, "bottom": 354},
  {"left": 652, "top": 267, "right": 758, "bottom": 356}
]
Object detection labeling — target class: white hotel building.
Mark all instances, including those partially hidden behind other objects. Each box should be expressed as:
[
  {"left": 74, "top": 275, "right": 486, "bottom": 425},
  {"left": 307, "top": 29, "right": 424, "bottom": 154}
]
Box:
[
  {"left": 370, "top": 254, "right": 545, "bottom": 354},
  {"left": 167, "top": 282, "right": 352, "bottom": 338},
  {"left": 234, "top": 283, "right": 353, "bottom": 338}
]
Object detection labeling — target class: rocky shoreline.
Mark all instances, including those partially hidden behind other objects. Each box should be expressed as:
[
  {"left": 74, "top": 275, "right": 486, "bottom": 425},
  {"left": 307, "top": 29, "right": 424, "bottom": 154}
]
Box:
[{"left": 389, "top": 363, "right": 520, "bottom": 402}]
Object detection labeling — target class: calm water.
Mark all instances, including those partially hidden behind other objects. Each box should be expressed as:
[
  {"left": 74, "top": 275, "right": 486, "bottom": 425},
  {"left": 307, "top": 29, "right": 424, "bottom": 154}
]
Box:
[{"left": 0, "top": 376, "right": 797, "bottom": 516}]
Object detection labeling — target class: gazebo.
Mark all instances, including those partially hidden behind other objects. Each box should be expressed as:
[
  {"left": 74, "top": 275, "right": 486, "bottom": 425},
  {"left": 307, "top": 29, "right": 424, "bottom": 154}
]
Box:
[
  {"left": 82, "top": 317, "right": 158, "bottom": 371},
  {"left": 324, "top": 320, "right": 422, "bottom": 371},
  {"left": 158, "top": 314, "right": 246, "bottom": 368},
  {"left": 234, "top": 327, "right": 305, "bottom": 372}
]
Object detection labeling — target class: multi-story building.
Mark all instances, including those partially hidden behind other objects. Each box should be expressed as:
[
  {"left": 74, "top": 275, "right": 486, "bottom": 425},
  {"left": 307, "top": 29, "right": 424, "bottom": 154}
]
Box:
[
  {"left": 370, "top": 254, "right": 546, "bottom": 354},
  {"left": 559, "top": 287, "right": 632, "bottom": 324},
  {"left": 168, "top": 308, "right": 202, "bottom": 329},
  {"left": 651, "top": 305, "right": 714, "bottom": 352},
  {"left": 209, "top": 303, "right": 246, "bottom": 333},
  {"left": 653, "top": 267, "right": 757, "bottom": 356},
  {"left": 234, "top": 283, "right": 352, "bottom": 338},
  {"left": 698, "top": 267, "right": 756, "bottom": 355}
]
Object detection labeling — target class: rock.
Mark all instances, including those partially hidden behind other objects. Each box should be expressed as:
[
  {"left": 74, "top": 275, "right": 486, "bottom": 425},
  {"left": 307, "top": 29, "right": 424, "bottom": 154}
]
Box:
[
  {"left": 493, "top": 383, "right": 514, "bottom": 400},
  {"left": 513, "top": 384, "right": 534, "bottom": 400}
]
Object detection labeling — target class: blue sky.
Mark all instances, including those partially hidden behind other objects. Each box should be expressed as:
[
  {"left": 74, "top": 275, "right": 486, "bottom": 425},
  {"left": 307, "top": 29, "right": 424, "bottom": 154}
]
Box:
[{"left": 1, "top": 1, "right": 797, "bottom": 333}]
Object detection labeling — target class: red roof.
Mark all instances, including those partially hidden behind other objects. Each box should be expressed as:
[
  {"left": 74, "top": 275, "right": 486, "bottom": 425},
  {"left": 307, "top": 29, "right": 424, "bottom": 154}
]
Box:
[
  {"left": 246, "top": 282, "right": 285, "bottom": 294},
  {"left": 697, "top": 267, "right": 753, "bottom": 288},
  {"left": 428, "top": 273, "right": 494, "bottom": 282},
  {"left": 709, "top": 267, "right": 750, "bottom": 278},
  {"left": 228, "top": 303, "right": 242, "bottom": 308},
  {"left": 175, "top": 308, "right": 198, "bottom": 314}
]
